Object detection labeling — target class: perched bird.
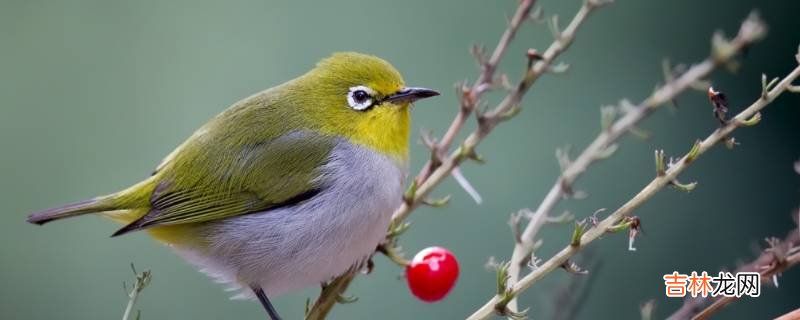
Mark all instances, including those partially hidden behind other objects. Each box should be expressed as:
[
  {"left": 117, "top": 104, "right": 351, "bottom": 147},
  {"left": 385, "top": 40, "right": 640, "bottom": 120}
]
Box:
[{"left": 26, "top": 52, "right": 438, "bottom": 320}]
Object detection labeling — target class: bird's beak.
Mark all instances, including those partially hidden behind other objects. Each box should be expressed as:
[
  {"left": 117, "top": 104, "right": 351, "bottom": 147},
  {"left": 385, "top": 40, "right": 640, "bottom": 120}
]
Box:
[{"left": 383, "top": 87, "right": 440, "bottom": 104}]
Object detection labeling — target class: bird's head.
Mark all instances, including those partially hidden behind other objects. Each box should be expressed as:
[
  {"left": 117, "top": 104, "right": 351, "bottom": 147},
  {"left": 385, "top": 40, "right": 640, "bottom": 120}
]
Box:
[{"left": 291, "top": 52, "right": 438, "bottom": 161}]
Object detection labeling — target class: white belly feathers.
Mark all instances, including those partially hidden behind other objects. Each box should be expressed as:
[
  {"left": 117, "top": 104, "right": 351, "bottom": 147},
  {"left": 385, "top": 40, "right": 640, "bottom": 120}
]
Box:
[{"left": 171, "top": 137, "right": 406, "bottom": 298}]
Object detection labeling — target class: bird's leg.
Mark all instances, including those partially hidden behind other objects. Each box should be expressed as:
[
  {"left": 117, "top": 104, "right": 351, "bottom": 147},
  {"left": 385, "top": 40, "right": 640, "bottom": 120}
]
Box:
[{"left": 252, "top": 286, "right": 282, "bottom": 320}]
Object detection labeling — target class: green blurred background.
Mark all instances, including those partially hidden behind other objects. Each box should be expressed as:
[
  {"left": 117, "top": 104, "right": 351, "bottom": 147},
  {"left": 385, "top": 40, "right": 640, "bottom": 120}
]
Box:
[{"left": 1, "top": 0, "right": 799, "bottom": 319}]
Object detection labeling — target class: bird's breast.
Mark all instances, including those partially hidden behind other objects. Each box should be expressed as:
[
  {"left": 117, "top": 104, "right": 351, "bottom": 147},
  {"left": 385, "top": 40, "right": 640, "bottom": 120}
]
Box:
[{"left": 174, "top": 137, "right": 407, "bottom": 298}]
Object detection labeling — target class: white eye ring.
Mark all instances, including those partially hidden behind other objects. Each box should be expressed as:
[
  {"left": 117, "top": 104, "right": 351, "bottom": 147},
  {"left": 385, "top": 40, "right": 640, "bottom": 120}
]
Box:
[{"left": 347, "top": 85, "right": 376, "bottom": 111}]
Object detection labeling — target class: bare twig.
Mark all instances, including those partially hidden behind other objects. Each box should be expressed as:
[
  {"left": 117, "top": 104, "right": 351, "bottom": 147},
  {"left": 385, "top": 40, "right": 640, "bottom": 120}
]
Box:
[
  {"left": 691, "top": 250, "right": 800, "bottom": 320},
  {"left": 504, "top": 11, "right": 767, "bottom": 313},
  {"left": 415, "top": 0, "right": 537, "bottom": 185},
  {"left": 667, "top": 217, "right": 800, "bottom": 320},
  {"left": 304, "top": 1, "right": 604, "bottom": 318},
  {"left": 122, "top": 264, "right": 151, "bottom": 320},
  {"left": 551, "top": 249, "right": 601, "bottom": 320},
  {"left": 304, "top": 272, "right": 357, "bottom": 320},
  {"left": 467, "top": 57, "right": 800, "bottom": 320},
  {"left": 393, "top": 0, "right": 608, "bottom": 225}
]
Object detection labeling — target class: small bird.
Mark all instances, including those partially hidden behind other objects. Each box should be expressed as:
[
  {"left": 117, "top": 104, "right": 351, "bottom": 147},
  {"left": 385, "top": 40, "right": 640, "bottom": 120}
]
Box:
[{"left": 26, "top": 52, "right": 438, "bottom": 320}]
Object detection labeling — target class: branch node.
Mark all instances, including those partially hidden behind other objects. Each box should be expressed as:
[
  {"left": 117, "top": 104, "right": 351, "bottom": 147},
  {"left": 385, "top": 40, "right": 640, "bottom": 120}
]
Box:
[
  {"left": 761, "top": 73, "right": 780, "bottom": 99},
  {"left": 655, "top": 149, "right": 666, "bottom": 176},
  {"left": 629, "top": 126, "right": 651, "bottom": 140},
  {"left": 661, "top": 58, "right": 680, "bottom": 108},
  {"left": 499, "top": 104, "right": 522, "bottom": 122},
  {"left": 724, "top": 136, "right": 739, "bottom": 149},
  {"left": 305, "top": 297, "right": 312, "bottom": 317},
  {"left": 336, "top": 293, "right": 358, "bottom": 304},
  {"left": 737, "top": 112, "right": 762, "bottom": 127},
  {"left": 796, "top": 44, "right": 800, "bottom": 64},
  {"left": 494, "top": 261, "right": 510, "bottom": 296},
  {"left": 618, "top": 98, "right": 636, "bottom": 114},
  {"left": 419, "top": 128, "right": 437, "bottom": 151},
  {"left": 556, "top": 145, "right": 573, "bottom": 173},
  {"left": 387, "top": 220, "right": 412, "bottom": 239},
  {"left": 470, "top": 44, "right": 489, "bottom": 69},
  {"left": 422, "top": 195, "right": 452, "bottom": 208},
  {"left": 492, "top": 261, "right": 529, "bottom": 319},
  {"left": 669, "top": 180, "right": 698, "bottom": 192},
  {"left": 606, "top": 216, "right": 643, "bottom": 251},
  {"left": 708, "top": 86, "right": 729, "bottom": 125},
  {"left": 560, "top": 259, "right": 589, "bottom": 275},
  {"left": 546, "top": 210, "right": 574, "bottom": 224},
  {"left": 547, "top": 62, "right": 570, "bottom": 74},
  {"left": 548, "top": 15, "right": 562, "bottom": 41},
  {"left": 378, "top": 243, "right": 410, "bottom": 267},
  {"left": 589, "top": 208, "right": 607, "bottom": 227},
  {"left": 600, "top": 105, "right": 617, "bottom": 131},
  {"left": 711, "top": 32, "right": 741, "bottom": 73},
  {"left": 496, "top": 73, "right": 514, "bottom": 92},
  {"left": 594, "top": 143, "right": 618, "bottom": 160},
  {"left": 738, "top": 11, "right": 768, "bottom": 44},
  {"left": 527, "top": 253, "right": 543, "bottom": 270},
  {"left": 661, "top": 58, "right": 675, "bottom": 83},
  {"left": 529, "top": 6, "right": 544, "bottom": 23},
  {"left": 402, "top": 180, "right": 418, "bottom": 205},
  {"left": 570, "top": 219, "right": 588, "bottom": 247},
  {"left": 526, "top": 49, "right": 543, "bottom": 69},
  {"left": 685, "top": 139, "right": 702, "bottom": 164},
  {"left": 509, "top": 211, "right": 524, "bottom": 244}
]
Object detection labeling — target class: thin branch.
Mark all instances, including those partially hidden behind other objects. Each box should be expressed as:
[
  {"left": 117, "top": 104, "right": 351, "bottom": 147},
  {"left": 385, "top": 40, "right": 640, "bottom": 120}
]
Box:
[
  {"left": 304, "top": 272, "right": 357, "bottom": 320},
  {"left": 122, "top": 264, "right": 151, "bottom": 320},
  {"left": 393, "top": 0, "right": 607, "bottom": 228},
  {"left": 504, "top": 11, "right": 766, "bottom": 312},
  {"left": 692, "top": 251, "right": 800, "bottom": 320},
  {"left": 667, "top": 219, "right": 800, "bottom": 320},
  {"left": 551, "top": 249, "right": 601, "bottom": 320},
  {"left": 467, "top": 59, "right": 800, "bottom": 320},
  {"left": 304, "top": 1, "right": 605, "bottom": 318},
  {"left": 415, "top": 0, "right": 537, "bottom": 184},
  {"left": 306, "top": 0, "right": 560, "bottom": 319}
]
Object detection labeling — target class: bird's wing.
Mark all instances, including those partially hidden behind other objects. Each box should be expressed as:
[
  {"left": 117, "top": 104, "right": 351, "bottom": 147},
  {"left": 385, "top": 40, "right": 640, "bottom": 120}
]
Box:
[{"left": 112, "top": 130, "right": 335, "bottom": 236}]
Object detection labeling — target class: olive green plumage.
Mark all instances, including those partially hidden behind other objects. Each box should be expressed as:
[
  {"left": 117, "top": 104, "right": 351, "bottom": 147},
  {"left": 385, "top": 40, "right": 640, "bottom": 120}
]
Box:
[
  {"left": 27, "top": 52, "right": 424, "bottom": 236},
  {"left": 26, "top": 52, "right": 441, "bottom": 318}
]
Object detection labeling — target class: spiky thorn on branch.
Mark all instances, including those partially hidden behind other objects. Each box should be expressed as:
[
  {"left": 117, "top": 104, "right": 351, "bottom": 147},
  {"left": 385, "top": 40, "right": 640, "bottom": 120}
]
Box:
[
  {"left": 500, "top": 10, "right": 767, "bottom": 315},
  {"left": 468, "top": 45, "right": 800, "bottom": 320}
]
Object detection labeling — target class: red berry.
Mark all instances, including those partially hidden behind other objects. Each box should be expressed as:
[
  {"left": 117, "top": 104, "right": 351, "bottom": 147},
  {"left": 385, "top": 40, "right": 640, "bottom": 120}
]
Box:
[{"left": 405, "top": 246, "right": 459, "bottom": 302}]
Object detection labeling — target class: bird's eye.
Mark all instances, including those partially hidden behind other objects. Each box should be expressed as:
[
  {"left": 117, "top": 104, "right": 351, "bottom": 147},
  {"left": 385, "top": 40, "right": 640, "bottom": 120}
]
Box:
[
  {"left": 353, "top": 90, "right": 369, "bottom": 103},
  {"left": 347, "top": 85, "right": 376, "bottom": 111}
]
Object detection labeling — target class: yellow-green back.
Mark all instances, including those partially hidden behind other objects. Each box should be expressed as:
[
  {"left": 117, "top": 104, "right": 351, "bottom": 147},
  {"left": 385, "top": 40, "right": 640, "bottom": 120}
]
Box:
[
  {"left": 115, "top": 52, "right": 414, "bottom": 232},
  {"left": 28, "top": 52, "right": 419, "bottom": 241}
]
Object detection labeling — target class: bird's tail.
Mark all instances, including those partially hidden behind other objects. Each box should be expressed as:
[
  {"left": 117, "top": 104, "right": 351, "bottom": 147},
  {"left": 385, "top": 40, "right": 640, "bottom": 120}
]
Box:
[
  {"left": 26, "top": 196, "right": 119, "bottom": 225},
  {"left": 26, "top": 179, "right": 155, "bottom": 225}
]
